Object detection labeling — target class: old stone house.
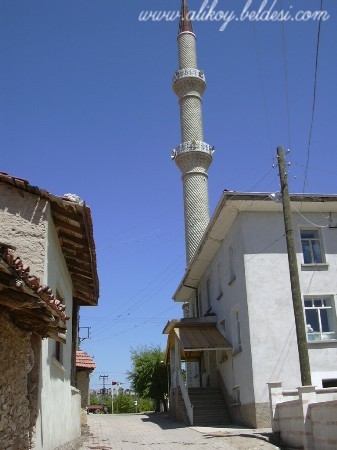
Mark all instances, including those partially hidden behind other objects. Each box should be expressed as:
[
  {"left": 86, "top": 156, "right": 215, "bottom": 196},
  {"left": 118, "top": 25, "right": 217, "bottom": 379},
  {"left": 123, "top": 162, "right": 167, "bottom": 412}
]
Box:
[
  {"left": 76, "top": 350, "right": 96, "bottom": 408},
  {"left": 0, "top": 172, "right": 99, "bottom": 449},
  {"left": 164, "top": 191, "right": 337, "bottom": 428}
]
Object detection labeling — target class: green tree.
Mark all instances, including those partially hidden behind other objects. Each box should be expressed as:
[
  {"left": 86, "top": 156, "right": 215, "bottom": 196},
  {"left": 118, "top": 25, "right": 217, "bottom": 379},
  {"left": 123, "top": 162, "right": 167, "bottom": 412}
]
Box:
[
  {"left": 113, "top": 393, "right": 134, "bottom": 414},
  {"left": 127, "top": 345, "right": 168, "bottom": 412}
]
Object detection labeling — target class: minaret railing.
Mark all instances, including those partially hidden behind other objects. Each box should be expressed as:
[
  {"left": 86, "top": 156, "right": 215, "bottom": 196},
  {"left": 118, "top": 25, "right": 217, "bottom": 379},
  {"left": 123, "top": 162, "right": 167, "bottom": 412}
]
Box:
[
  {"left": 173, "top": 68, "right": 205, "bottom": 84},
  {"left": 171, "top": 141, "right": 215, "bottom": 160}
]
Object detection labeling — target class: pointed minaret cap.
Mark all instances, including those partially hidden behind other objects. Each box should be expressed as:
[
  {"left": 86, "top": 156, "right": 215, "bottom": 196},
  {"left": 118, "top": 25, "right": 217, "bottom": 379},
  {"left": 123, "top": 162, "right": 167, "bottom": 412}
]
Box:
[{"left": 178, "top": 0, "right": 194, "bottom": 34}]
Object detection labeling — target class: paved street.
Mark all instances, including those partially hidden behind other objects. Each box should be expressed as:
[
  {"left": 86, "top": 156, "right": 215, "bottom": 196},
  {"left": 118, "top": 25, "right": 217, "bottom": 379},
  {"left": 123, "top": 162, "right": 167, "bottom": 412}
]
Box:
[{"left": 80, "top": 413, "right": 280, "bottom": 450}]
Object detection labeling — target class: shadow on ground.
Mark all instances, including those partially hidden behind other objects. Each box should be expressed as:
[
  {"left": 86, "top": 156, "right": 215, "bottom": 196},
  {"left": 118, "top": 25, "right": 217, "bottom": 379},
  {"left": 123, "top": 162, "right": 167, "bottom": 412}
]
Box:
[
  {"left": 141, "top": 412, "right": 187, "bottom": 430},
  {"left": 203, "top": 432, "right": 274, "bottom": 444},
  {"left": 141, "top": 413, "right": 281, "bottom": 447}
]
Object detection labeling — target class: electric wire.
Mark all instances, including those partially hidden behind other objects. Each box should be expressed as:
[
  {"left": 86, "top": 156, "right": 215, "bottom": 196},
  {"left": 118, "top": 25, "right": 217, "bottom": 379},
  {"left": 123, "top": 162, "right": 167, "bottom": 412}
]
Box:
[
  {"left": 89, "top": 263, "right": 184, "bottom": 339},
  {"left": 88, "top": 233, "right": 287, "bottom": 343},
  {"left": 292, "top": 203, "right": 329, "bottom": 228},
  {"left": 251, "top": 22, "right": 274, "bottom": 161},
  {"left": 281, "top": 0, "right": 292, "bottom": 151},
  {"left": 89, "top": 304, "right": 179, "bottom": 343},
  {"left": 303, "top": 0, "right": 323, "bottom": 194}
]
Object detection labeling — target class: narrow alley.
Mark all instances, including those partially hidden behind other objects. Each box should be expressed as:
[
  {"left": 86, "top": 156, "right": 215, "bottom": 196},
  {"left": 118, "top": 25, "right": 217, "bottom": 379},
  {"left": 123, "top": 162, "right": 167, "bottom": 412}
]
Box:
[{"left": 81, "top": 413, "right": 280, "bottom": 450}]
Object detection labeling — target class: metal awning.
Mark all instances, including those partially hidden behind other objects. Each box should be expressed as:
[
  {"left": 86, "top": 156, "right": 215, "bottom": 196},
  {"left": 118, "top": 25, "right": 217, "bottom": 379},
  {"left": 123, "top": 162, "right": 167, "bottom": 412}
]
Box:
[
  {"left": 163, "top": 318, "right": 232, "bottom": 362},
  {"left": 176, "top": 326, "right": 232, "bottom": 351}
]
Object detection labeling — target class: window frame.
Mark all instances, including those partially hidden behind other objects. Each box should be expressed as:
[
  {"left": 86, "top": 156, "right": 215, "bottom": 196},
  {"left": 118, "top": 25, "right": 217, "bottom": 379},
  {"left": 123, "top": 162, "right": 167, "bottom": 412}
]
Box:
[
  {"left": 197, "top": 292, "right": 202, "bottom": 317},
  {"left": 232, "top": 386, "right": 241, "bottom": 405},
  {"left": 304, "top": 295, "right": 337, "bottom": 342},
  {"left": 228, "top": 246, "right": 236, "bottom": 284},
  {"left": 54, "top": 289, "right": 64, "bottom": 365},
  {"left": 216, "top": 262, "right": 223, "bottom": 300},
  {"left": 300, "top": 228, "right": 326, "bottom": 266},
  {"left": 206, "top": 278, "right": 211, "bottom": 310},
  {"left": 232, "top": 309, "right": 242, "bottom": 353}
]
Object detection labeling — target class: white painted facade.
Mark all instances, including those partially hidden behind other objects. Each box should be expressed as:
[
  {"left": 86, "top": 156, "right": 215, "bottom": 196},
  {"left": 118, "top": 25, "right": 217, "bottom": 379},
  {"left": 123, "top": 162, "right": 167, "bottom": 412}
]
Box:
[
  {"left": 173, "top": 193, "right": 337, "bottom": 427},
  {"left": 34, "top": 205, "right": 81, "bottom": 449}
]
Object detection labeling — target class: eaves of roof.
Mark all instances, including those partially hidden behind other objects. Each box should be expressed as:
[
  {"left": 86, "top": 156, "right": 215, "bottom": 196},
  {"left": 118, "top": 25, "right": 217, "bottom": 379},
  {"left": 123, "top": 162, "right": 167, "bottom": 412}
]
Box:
[
  {"left": 173, "top": 191, "right": 337, "bottom": 302},
  {"left": 0, "top": 172, "right": 99, "bottom": 306},
  {"left": 76, "top": 350, "right": 96, "bottom": 370},
  {"left": 0, "top": 246, "right": 68, "bottom": 341}
]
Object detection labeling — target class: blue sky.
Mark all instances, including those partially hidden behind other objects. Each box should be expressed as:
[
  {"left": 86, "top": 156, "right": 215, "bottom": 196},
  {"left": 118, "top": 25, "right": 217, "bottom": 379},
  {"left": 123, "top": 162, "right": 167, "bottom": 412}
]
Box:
[{"left": 1, "top": 0, "right": 336, "bottom": 391}]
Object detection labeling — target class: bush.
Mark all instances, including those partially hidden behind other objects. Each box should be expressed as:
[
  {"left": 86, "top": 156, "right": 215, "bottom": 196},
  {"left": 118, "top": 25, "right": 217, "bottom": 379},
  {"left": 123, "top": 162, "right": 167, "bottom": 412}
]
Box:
[
  {"left": 139, "top": 397, "right": 154, "bottom": 412},
  {"left": 113, "top": 394, "right": 135, "bottom": 414}
]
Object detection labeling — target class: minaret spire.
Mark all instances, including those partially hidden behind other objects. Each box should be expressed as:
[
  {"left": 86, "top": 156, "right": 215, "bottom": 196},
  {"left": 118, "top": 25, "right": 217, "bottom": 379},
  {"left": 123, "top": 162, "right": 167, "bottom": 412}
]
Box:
[
  {"left": 171, "top": 0, "right": 214, "bottom": 265},
  {"left": 178, "top": 0, "right": 193, "bottom": 34}
]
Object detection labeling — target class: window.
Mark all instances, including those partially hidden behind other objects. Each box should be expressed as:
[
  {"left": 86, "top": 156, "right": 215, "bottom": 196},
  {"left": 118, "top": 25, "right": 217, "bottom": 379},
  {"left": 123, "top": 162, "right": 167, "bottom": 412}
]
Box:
[
  {"left": 322, "top": 379, "right": 337, "bottom": 388},
  {"left": 219, "top": 318, "right": 226, "bottom": 334},
  {"left": 228, "top": 246, "right": 235, "bottom": 283},
  {"left": 206, "top": 278, "right": 211, "bottom": 310},
  {"left": 197, "top": 293, "right": 202, "bottom": 317},
  {"left": 304, "top": 297, "right": 336, "bottom": 341},
  {"left": 301, "top": 230, "right": 324, "bottom": 264},
  {"left": 216, "top": 263, "right": 223, "bottom": 300},
  {"left": 54, "top": 290, "right": 64, "bottom": 364},
  {"left": 191, "top": 301, "right": 196, "bottom": 318},
  {"left": 232, "top": 387, "right": 240, "bottom": 404},
  {"left": 232, "top": 310, "right": 242, "bottom": 352}
]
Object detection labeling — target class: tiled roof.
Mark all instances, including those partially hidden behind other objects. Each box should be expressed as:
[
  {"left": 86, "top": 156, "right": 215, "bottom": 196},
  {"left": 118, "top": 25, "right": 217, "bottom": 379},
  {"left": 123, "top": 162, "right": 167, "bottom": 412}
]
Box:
[
  {"left": 0, "top": 172, "right": 99, "bottom": 306},
  {"left": 76, "top": 350, "right": 96, "bottom": 370},
  {"left": 0, "top": 245, "right": 68, "bottom": 340}
]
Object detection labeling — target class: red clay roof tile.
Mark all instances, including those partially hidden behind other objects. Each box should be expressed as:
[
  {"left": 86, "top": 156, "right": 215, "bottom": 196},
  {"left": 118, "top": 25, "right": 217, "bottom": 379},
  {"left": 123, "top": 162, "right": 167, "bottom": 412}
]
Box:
[
  {"left": 0, "top": 246, "right": 69, "bottom": 323},
  {"left": 76, "top": 350, "right": 96, "bottom": 370}
]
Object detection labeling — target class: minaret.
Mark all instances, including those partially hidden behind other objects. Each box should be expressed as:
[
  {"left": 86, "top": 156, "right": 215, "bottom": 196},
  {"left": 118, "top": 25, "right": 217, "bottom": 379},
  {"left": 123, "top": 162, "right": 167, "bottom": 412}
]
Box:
[{"left": 171, "top": 0, "right": 214, "bottom": 265}]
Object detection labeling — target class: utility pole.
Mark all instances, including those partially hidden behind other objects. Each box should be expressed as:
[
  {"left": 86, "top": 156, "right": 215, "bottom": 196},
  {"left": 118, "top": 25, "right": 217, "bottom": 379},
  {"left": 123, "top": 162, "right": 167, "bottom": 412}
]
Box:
[
  {"left": 99, "top": 374, "right": 109, "bottom": 395},
  {"left": 277, "top": 146, "right": 312, "bottom": 386}
]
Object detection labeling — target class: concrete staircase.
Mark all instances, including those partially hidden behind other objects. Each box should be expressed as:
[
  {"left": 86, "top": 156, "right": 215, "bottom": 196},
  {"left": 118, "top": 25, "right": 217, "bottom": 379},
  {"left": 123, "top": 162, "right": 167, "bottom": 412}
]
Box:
[{"left": 188, "top": 387, "right": 231, "bottom": 426}]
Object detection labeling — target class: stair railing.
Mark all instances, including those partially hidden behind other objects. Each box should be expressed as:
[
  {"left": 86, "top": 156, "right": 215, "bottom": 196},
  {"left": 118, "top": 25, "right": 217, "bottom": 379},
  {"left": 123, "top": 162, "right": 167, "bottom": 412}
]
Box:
[{"left": 177, "top": 369, "right": 193, "bottom": 425}]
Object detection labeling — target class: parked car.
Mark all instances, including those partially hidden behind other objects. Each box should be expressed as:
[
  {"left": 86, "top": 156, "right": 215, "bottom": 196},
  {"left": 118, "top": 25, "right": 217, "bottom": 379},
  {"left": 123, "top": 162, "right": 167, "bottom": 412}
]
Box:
[{"left": 86, "top": 405, "right": 104, "bottom": 414}]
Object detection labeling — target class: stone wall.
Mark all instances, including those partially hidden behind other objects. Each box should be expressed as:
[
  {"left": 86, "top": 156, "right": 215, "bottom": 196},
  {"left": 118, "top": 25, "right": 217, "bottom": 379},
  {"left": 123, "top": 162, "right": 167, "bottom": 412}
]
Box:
[
  {"left": 0, "top": 184, "right": 47, "bottom": 280},
  {"left": 0, "top": 311, "right": 36, "bottom": 449}
]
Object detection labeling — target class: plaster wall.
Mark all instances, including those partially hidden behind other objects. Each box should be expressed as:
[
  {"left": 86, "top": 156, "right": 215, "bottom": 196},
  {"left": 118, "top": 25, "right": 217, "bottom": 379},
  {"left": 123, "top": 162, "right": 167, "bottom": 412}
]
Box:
[
  {"left": 242, "top": 211, "right": 337, "bottom": 405},
  {"left": 0, "top": 184, "right": 48, "bottom": 278},
  {"left": 197, "top": 215, "right": 255, "bottom": 407},
  {"left": 33, "top": 206, "right": 79, "bottom": 450},
  {"left": 191, "top": 209, "right": 337, "bottom": 427}
]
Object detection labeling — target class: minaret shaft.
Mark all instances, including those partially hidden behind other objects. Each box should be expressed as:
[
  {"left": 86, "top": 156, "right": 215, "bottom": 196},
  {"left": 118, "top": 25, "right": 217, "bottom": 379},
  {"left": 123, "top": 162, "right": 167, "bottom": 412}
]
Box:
[
  {"left": 178, "top": 33, "right": 198, "bottom": 69},
  {"left": 172, "top": 1, "right": 214, "bottom": 265}
]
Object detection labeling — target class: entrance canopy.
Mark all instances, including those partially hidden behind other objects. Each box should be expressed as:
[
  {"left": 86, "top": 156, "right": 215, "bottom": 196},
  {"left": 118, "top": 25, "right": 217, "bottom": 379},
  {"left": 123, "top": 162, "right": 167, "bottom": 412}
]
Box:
[{"left": 163, "top": 318, "right": 232, "bottom": 363}]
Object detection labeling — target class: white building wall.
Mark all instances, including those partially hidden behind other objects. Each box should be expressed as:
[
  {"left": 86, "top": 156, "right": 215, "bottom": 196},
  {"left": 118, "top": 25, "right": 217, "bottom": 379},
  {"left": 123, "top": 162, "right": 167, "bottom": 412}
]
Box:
[
  {"left": 192, "top": 209, "right": 337, "bottom": 426},
  {"left": 242, "top": 211, "right": 301, "bottom": 405},
  {"left": 242, "top": 211, "right": 337, "bottom": 405},
  {"left": 197, "top": 215, "right": 255, "bottom": 405},
  {"left": 34, "top": 205, "right": 80, "bottom": 450}
]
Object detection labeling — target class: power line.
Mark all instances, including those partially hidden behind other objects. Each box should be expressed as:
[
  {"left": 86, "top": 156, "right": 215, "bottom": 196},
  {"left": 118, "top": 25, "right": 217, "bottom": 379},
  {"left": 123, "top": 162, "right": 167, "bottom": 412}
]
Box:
[
  {"left": 88, "top": 304, "right": 179, "bottom": 343},
  {"left": 281, "top": 2, "right": 291, "bottom": 150},
  {"left": 303, "top": 0, "right": 323, "bottom": 194},
  {"left": 251, "top": 22, "right": 274, "bottom": 161}
]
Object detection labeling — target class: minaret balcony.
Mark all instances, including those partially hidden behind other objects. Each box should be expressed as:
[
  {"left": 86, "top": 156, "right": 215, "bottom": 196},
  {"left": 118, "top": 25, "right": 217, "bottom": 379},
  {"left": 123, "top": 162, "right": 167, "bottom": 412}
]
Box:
[
  {"left": 172, "top": 68, "right": 206, "bottom": 85},
  {"left": 171, "top": 140, "right": 215, "bottom": 160}
]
